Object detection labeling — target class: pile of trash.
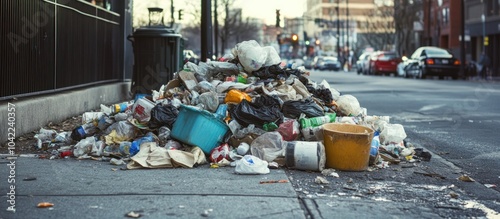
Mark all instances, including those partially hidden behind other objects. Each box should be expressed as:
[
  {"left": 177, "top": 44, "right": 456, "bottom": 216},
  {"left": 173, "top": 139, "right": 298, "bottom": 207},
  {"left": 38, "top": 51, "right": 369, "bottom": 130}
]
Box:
[{"left": 34, "top": 40, "right": 431, "bottom": 174}]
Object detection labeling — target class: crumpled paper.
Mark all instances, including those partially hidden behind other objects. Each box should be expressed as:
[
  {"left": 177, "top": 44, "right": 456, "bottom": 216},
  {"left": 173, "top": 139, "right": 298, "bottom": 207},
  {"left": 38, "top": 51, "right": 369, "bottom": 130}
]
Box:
[{"left": 126, "top": 142, "right": 207, "bottom": 169}]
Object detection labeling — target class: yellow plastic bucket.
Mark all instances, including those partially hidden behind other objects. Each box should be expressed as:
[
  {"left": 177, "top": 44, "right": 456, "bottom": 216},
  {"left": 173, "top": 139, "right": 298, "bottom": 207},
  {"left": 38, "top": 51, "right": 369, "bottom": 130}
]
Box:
[{"left": 322, "top": 123, "right": 374, "bottom": 171}]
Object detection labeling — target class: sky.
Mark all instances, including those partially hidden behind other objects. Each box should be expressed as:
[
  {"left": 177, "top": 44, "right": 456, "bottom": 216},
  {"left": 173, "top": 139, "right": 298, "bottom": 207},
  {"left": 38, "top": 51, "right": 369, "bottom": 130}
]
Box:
[
  {"left": 235, "top": 0, "right": 307, "bottom": 25},
  {"left": 133, "top": 0, "right": 307, "bottom": 27}
]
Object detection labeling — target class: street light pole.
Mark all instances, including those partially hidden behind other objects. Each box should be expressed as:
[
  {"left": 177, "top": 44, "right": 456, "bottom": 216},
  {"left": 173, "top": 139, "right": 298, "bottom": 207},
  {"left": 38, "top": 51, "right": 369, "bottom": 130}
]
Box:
[
  {"left": 481, "top": 0, "right": 486, "bottom": 52},
  {"left": 214, "top": 0, "right": 218, "bottom": 58},
  {"left": 346, "top": 0, "right": 349, "bottom": 50},
  {"left": 201, "top": 0, "right": 213, "bottom": 61},
  {"left": 336, "top": 0, "right": 340, "bottom": 56},
  {"left": 460, "top": 0, "right": 465, "bottom": 78}
]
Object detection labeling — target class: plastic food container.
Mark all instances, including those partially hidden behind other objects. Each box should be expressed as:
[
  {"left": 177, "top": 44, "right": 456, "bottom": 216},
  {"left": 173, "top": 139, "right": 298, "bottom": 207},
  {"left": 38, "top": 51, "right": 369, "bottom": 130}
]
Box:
[{"left": 171, "top": 105, "right": 229, "bottom": 154}]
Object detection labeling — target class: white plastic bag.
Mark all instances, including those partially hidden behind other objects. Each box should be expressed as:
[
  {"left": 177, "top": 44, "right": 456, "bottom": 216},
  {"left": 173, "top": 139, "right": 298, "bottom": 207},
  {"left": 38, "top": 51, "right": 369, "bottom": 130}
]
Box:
[
  {"left": 198, "top": 91, "right": 219, "bottom": 112},
  {"left": 234, "top": 155, "right": 270, "bottom": 174},
  {"left": 91, "top": 140, "right": 105, "bottom": 156},
  {"left": 233, "top": 40, "right": 267, "bottom": 73},
  {"left": 263, "top": 46, "right": 281, "bottom": 66},
  {"left": 380, "top": 123, "right": 407, "bottom": 144},
  {"left": 73, "top": 136, "right": 96, "bottom": 157},
  {"left": 337, "top": 95, "right": 361, "bottom": 116},
  {"left": 105, "top": 121, "right": 137, "bottom": 140},
  {"left": 250, "top": 132, "right": 286, "bottom": 162},
  {"left": 196, "top": 81, "right": 215, "bottom": 93},
  {"left": 301, "top": 126, "right": 324, "bottom": 141}
]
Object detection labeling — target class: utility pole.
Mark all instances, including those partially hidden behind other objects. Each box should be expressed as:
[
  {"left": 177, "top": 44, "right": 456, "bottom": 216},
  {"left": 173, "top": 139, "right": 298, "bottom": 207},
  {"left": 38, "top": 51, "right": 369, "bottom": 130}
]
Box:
[
  {"left": 214, "top": 0, "right": 218, "bottom": 59},
  {"left": 170, "top": 0, "right": 174, "bottom": 27},
  {"left": 201, "top": 0, "right": 213, "bottom": 61},
  {"left": 460, "top": 0, "right": 465, "bottom": 78},
  {"left": 346, "top": 0, "right": 349, "bottom": 50},
  {"left": 481, "top": 0, "right": 486, "bottom": 52},
  {"left": 336, "top": 0, "right": 340, "bottom": 56}
]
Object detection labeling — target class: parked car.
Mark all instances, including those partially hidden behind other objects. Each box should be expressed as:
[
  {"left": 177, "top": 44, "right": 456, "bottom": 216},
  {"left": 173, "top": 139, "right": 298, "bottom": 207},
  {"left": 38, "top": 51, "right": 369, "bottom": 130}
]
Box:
[
  {"left": 367, "top": 51, "right": 402, "bottom": 76},
  {"left": 312, "top": 56, "right": 324, "bottom": 70},
  {"left": 317, "top": 56, "right": 342, "bottom": 71},
  {"left": 404, "top": 46, "right": 461, "bottom": 80},
  {"left": 356, "top": 52, "right": 373, "bottom": 75},
  {"left": 303, "top": 57, "right": 314, "bottom": 70},
  {"left": 287, "top": 58, "right": 305, "bottom": 68}
]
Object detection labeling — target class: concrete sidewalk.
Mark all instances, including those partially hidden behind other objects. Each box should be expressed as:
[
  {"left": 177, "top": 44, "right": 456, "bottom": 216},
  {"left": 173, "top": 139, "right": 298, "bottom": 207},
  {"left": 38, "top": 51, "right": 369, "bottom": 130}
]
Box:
[
  {"left": 1, "top": 157, "right": 304, "bottom": 218},
  {"left": 0, "top": 156, "right": 448, "bottom": 219},
  {"left": 1, "top": 153, "right": 499, "bottom": 218}
]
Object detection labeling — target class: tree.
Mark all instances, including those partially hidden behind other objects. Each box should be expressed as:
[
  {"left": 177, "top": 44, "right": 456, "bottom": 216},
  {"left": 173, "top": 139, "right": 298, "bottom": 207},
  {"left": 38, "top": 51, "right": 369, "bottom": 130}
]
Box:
[
  {"left": 360, "top": 3, "right": 396, "bottom": 52},
  {"left": 394, "top": 0, "right": 423, "bottom": 56},
  {"left": 218, "top": 0, "right": 260, "bottom": 56},
  {"left": 180, "top": 0, "right": 260, "bottom": 57}
]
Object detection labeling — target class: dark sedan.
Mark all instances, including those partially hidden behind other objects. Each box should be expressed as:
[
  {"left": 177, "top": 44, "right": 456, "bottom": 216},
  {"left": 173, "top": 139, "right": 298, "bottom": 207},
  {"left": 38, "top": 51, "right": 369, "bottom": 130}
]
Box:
[{"left": 404, "top": 46, "right": 461, "bottom": 80}]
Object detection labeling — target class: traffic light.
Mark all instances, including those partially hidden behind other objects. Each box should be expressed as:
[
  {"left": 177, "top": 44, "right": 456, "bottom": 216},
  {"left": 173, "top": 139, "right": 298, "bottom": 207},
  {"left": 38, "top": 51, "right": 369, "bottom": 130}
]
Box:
[
  {"left": 276, "top": 9, "right": 281, "bottom": 28},
  {"left": 178, "top": 9, "right": 183, "bottom": 20},
  {"left": 291, "top": 34, "right": 298, "bottom": 43}
]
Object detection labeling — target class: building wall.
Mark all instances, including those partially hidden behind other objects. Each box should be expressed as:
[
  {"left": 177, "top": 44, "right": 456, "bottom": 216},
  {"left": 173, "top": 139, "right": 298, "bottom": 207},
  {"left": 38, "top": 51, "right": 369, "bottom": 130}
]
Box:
[
  {"left": 305, "top": 0, "right": 394, "bottom": 56},
  {"left": 428, "top": 0, "right": 462, "bottom": 57},
  {"left": 465, "top": 0, "right": 500, "bottom": 76}
]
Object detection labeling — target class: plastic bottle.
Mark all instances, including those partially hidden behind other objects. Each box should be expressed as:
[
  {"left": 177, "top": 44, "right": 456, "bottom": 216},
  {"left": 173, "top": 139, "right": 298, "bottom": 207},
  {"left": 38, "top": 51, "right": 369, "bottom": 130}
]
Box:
[
  {"left": 119, "top": 141, "right": 132, "bottom": 156},
  {"left": 370, "top": 132, "right": 380, "bottom": 156},
  {"left": 236, "top": 142, "right": 250, "bottom": 155},
  {"left": 129, "top": 132, "right": 155, "bottom": 156},
  {"left": 299, "top": 113, "right": 337, "bottom": 128},
  {"left": 263, "top": 122, "right": 278, "bottom": 131},
  {"left": 103, "top": 144, "right": 120, "bottom": 154},
  {"left": 214, "top": 104, "right": 228, "bottom": 120},
  {"left": 157, "top": 126, "right": 171, "bottom": 144},
  {"left": 237, "top": 74, "right": 247, "bottom": 84},
  {"left": 71, "top": 123, "right": 97, "bottom": 141},
  {"left": 110, "top": 103, "right": 127, "bottom": 114}
]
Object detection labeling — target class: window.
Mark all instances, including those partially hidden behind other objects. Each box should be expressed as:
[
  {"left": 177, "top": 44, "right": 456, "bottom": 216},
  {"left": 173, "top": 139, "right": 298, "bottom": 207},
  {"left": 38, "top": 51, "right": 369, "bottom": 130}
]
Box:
[
  {"left": 442, "top": 8, "right": 449, "bottom": 24},
  {"left": 497, "top": 0, "right": 500, "bottom": 15}
]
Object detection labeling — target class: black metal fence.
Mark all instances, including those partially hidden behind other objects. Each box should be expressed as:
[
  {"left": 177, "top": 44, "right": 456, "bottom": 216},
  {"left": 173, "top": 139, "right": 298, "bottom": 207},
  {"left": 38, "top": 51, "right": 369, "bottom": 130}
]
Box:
[{"left": 1, "top": 0, "right": 124, "bottom": 100}]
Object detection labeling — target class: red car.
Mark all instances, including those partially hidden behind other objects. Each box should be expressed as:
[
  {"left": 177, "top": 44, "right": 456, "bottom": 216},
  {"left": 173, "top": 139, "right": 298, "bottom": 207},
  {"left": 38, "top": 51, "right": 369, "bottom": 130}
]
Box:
[{"left": 368, "top": 51, "right": 402, "bottom": 76}]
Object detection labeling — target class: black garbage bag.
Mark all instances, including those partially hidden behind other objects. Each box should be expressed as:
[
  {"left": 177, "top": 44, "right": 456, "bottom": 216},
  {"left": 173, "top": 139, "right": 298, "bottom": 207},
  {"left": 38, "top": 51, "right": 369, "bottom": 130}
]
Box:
[
  {"left": 230, "top": 95, "right": 284, "bottom": 128},
  {"left": 251, "top": 64, "right": 306, "bottom": 80},
  {"left": 282, "top": 98, "right": 325, "bottom": 119},
  {"left": 312, "top": 88, "right": 334, "bottom": 104},
  {"left": 253, "top": 94, "right": 282, "bottom": 108},
  {"left": 148, "top": 104, "right": 179, "bottom": 129},
  {"left": 251, "top": 64, "right": 286, "bottom": 79}
]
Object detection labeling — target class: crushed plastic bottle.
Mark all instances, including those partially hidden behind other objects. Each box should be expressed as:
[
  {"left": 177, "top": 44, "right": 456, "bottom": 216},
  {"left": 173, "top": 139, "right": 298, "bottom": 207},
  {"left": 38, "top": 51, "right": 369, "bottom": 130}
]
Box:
[
  {"left": 119, "top": 141, "right": 132, "bottom": 156},
  {"left": 214, "top": 104, "right": 228, "bottom": 120},
  {"left": 71, "top": 123, "right": 97, "bottom": 141},
  {"left": 370, "top": 132, "right": 380, "bottom": 156},
  {"left": 129, "top": 132, "right": 155, "bottom": 156},
  {"left": 263, "top": 122, "right": 278, "bottom": 131}
]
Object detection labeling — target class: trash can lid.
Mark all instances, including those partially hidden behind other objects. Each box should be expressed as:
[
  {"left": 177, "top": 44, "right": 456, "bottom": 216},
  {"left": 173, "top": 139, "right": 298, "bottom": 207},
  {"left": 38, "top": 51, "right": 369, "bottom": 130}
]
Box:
[{"left": 132, "top": 26, "right": 182, "bottom": 37}]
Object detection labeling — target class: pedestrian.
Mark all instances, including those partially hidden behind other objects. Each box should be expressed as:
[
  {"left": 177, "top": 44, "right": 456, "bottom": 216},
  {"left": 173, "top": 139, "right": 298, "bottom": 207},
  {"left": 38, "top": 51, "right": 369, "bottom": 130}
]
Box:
[{"left": 477, "top": 52, "right": 491, "bottom": 80}]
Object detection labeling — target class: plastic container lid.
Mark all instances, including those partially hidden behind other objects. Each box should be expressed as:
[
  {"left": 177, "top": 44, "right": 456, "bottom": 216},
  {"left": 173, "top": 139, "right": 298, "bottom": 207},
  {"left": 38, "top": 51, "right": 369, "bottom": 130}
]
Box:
[{"left": 132, "top": 26, "right": 182, "bottom": 37}]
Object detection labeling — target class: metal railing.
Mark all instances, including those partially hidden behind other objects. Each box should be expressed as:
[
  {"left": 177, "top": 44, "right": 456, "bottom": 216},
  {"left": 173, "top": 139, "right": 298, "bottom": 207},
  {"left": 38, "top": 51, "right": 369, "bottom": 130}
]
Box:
[{"left": 1, "top": 0, "right": 123, "bottom": 100}]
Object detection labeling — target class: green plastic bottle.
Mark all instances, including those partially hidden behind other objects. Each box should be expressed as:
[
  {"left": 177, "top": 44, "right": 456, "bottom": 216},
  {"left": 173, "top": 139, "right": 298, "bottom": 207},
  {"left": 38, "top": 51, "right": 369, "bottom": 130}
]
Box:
[{"left": 299, "top": 113, "right": 337, "bottom": 128}]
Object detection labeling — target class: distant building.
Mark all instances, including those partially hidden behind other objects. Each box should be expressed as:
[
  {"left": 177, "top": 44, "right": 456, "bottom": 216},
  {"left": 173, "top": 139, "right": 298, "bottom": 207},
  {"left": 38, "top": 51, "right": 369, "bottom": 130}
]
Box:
[
  {"left": 303, "top": 0, "right": 396, "bottom": 56},
  {"left": 423, "top": 0, "right": 499, "bottom": 77}
]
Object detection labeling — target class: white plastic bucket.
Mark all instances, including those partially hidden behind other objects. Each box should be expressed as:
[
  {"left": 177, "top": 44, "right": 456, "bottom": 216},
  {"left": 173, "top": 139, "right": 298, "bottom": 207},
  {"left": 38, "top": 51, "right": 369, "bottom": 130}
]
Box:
[{"left": 132, "top": 98, "right": 155, "bottom": 123}]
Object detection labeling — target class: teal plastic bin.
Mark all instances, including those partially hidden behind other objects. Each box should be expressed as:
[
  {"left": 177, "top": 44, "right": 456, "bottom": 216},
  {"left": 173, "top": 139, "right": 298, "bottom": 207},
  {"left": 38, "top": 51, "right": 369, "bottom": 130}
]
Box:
[{"left": 171, "top": 105, "right": 229, "bottom": 154}]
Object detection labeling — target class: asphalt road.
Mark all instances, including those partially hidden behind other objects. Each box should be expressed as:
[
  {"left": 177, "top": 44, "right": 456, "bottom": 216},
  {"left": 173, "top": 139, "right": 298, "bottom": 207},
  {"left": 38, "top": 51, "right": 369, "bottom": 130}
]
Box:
[{"left": 308, "top": 69, "right": 500, "bottom": 192}]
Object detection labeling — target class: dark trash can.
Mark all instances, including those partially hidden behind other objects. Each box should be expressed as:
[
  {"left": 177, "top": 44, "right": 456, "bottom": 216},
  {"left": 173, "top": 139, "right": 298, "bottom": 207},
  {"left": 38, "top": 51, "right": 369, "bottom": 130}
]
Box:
[{"left": 128, "top": 9, "right": 183, "bottom": 97}]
